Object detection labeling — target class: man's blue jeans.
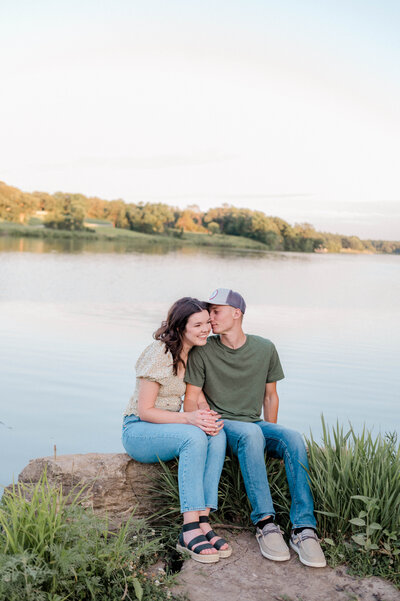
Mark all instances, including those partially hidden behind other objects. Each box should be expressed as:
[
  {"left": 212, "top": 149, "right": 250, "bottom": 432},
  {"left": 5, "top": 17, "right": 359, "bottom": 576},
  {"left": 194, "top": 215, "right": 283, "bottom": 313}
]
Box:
[
  {"left": 223, "top": 419, "right": 317, "bottom": 528},
  {"left": 122, "top": 415, "right": 227, "bottom": 513}
]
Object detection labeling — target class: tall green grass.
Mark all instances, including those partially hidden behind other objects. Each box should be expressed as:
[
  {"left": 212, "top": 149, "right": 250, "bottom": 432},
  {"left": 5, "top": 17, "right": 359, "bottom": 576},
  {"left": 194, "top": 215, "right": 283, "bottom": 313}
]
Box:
[
  {"left": 0, "top": 474, "right": 178, "bottom": 601},
  {"left": 307, "top": 420, "right": 400, "bottom": 542},
  {"left": 306, "top": 420, "right": 400, "bottom": 581},
  {"left": 149, "top": 419, "right": 400, "bottom": 586}
]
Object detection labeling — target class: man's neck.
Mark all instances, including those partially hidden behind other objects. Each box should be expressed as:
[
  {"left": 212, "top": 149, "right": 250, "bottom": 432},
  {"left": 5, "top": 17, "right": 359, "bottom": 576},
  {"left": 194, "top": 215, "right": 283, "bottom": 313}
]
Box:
[{"left": 219, "top": 329, "right": 247, "bottom": 350}]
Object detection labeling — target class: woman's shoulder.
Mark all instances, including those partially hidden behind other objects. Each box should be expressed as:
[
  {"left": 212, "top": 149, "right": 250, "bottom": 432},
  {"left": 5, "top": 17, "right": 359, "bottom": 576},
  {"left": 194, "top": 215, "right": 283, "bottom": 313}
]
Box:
[{"left": 135, "top": 339, "right": 172, "bottom": 378}]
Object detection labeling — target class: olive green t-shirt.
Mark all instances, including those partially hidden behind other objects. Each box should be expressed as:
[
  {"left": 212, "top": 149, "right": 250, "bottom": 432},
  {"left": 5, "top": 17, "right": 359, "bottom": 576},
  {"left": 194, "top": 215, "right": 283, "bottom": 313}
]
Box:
[{"left": 184, "top": 334, "right": 284, "bottom": 422}]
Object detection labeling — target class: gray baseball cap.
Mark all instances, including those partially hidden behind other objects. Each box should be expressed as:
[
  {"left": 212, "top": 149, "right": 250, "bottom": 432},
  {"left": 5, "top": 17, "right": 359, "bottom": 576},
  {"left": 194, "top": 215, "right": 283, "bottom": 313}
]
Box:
[{"left": 206, "top": 288, "right": 246, "bottom": 314}]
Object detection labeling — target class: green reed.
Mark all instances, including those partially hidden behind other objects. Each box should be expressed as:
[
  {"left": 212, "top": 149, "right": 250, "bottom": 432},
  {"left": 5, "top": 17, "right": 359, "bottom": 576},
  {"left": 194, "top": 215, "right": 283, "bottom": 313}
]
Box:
[
  {"left": 305, "top": 418, "right": 400, "bottom": 573},
  {"left": 0, "top": 473, "right": 178, "bottom": 601}
]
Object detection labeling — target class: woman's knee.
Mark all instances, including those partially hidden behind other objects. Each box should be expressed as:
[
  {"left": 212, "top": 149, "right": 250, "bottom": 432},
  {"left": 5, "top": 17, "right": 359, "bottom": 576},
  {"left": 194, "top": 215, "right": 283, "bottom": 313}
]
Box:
[{"left": 181, "top": 426, "right": 208, "bottom": 449}]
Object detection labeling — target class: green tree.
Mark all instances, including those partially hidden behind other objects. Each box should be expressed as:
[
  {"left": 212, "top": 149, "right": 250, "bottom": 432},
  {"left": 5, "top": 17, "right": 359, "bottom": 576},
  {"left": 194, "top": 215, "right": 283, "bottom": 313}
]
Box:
[
  {"left": 44, "top": 193, "right": 86, "bottom": 230},
  {"left": 126, "top": 202, "right": 175, "bottom": 234},
  {"left": 207, "top": 221, "right": 220, "bottom": 235},
  {"left": 104, "top": 199, "right": 129, "bottom": 228}
]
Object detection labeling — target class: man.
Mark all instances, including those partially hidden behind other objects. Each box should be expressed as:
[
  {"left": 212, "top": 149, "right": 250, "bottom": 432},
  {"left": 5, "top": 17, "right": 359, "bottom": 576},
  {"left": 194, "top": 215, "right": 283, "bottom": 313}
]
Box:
[{"left": 184, "top": 288, "right": 326, "bottom": 568}]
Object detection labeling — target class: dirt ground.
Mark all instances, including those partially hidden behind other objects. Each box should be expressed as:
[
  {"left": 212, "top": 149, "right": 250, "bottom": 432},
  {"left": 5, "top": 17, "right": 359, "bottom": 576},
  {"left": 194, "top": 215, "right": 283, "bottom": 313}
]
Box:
[{"left": 173, "top": 531, "right": 400, "bottom": 601}]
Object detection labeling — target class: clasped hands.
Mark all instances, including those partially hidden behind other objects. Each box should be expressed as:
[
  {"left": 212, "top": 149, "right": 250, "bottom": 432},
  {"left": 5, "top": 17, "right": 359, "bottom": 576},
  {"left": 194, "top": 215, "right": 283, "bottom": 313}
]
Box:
[{"left": 188, "top": 409, "right": 224, "bottom": 436}]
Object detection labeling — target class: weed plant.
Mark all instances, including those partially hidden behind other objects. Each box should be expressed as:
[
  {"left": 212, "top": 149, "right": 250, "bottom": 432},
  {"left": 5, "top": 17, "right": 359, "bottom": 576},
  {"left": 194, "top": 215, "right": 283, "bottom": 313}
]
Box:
[
  {"left": 0, "top": 475, "right": 178, "bottom": 601},
  {"left": 149, "top": 419, "right": 400, "bottom": 587},
  {"left": 306, "top": 419, "right": 400, "bottom": 582}
]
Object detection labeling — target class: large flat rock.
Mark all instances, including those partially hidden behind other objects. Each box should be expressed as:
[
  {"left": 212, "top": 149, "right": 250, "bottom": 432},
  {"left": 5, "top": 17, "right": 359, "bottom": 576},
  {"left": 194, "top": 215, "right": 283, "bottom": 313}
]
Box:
[
  {"left": 173, "top": 531, "right": 400, "bottom": 601},
  {"left": 16, "top": 453, "right": 162, "bottom": 525}
]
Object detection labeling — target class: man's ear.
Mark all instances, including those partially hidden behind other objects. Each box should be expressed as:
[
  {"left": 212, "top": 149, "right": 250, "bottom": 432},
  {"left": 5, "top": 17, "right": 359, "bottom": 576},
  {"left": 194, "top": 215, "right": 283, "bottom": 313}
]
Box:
[{"left": 232, "top": 307, "right": 242, "bottom": 320}]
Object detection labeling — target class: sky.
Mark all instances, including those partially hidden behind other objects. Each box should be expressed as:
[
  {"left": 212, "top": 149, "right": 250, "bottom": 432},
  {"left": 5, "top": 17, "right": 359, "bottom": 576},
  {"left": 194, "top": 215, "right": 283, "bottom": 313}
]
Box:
[{"left": 1, "top": 0, "right": 400, "bottom": 239}]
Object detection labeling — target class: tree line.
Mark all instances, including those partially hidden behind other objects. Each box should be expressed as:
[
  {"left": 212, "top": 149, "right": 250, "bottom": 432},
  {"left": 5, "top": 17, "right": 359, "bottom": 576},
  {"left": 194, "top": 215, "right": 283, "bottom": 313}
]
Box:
[{"left": 0, "top": 180, "right": 399, "bottom": 254}]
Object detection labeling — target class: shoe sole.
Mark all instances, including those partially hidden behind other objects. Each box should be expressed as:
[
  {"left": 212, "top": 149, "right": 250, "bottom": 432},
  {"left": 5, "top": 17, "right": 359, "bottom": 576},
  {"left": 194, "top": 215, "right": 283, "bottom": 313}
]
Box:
[
  {"left": 257, "top": 538, "right": 290, "bottom": 562},
  {"left": 176, "top": 543, "right": 220, "bottom": 564},
  {"left": 218, "top": 546, "right": 232, "bottom": 559},
  {"left": 289, "top": 541, "right": 327, "bottom": 568}
]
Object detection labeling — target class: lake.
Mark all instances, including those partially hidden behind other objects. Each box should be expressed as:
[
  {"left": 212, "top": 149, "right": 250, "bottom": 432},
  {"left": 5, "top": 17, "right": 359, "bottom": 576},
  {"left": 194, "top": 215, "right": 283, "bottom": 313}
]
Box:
[{"left": 1, "top": 236, "right": 399, "bottom": 489}]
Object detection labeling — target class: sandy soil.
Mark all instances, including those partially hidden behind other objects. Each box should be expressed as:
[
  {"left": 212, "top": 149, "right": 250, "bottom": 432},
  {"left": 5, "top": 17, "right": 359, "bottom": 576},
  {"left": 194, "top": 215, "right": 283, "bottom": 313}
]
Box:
[{"left": 173, "top": 531, "right": 400, "bottom": 601}]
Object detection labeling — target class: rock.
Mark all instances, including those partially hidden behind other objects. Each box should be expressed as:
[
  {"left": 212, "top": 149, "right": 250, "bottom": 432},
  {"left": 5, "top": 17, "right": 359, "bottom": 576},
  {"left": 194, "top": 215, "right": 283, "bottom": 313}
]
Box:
[
  {"left": 16, "top": 453, "right": 163, "bottom": 526},
  {"left": 173, "top": 530, "right": 400, "bottom": 601}
]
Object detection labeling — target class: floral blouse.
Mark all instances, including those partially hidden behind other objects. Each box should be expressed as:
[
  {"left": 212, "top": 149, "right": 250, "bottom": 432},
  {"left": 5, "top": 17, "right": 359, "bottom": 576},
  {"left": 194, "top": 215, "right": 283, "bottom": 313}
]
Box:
[{"left": 123, "top": 340, "right": 185, "bottom": 416}]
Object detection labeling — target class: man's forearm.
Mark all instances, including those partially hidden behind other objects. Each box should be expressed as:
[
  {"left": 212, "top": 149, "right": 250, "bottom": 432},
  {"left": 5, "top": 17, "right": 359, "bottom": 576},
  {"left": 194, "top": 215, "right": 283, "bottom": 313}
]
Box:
[
  {"left": 183, "top": 384, "right": 208, "bottom": 412},
  {"left": 264, "top": 393, "right": 279, "bottom": 423},
  {"left": 183, "top": 393, "right": 199, "bottom": 412},
  {"left": 184, "top": 389, "right": 211, "bottom": 413},
  {"left": 197, "top": 399, "right": 210, "bottom": 411}
]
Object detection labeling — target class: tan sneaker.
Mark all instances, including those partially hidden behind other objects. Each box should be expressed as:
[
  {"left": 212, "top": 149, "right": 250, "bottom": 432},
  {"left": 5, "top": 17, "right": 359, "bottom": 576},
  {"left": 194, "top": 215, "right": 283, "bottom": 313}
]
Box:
[
  {"left": 290, "top": 529, "right": 327, "bottom": 568},
  {"left": 256, "top": 523, "right": 290, "bottom": 561}
]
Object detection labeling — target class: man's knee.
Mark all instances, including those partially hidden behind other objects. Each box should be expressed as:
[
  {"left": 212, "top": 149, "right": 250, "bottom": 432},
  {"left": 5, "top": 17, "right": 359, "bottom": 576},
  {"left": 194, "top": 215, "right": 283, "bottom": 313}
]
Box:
[
  {"left": 287, "top": 429, "right": 305, "bottom": 448},
  {"left": 281, "top": 428, "right": 307, "bottom": 458},
  {"left": 237, "top": 423, "right": 266, "bottom": 452}
]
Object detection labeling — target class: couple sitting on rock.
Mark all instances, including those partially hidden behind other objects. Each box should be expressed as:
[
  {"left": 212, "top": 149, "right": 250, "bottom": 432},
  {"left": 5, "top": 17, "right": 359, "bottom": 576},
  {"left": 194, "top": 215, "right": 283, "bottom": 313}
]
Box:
[{"left": 122, "top": 288, "right": 326, "bottom": 568}]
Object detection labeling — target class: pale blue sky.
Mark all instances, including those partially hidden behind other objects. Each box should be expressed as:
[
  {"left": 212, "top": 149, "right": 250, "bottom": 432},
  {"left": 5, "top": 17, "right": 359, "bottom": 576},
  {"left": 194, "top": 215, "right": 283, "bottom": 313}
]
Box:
[{"left": 1, "top": 0, "right": 399, "bottom": 238}]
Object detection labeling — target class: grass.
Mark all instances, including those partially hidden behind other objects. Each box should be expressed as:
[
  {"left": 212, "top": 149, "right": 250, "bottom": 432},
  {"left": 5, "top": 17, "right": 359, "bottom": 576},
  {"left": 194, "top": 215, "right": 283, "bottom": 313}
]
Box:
[
  {"left": 2, "top": 420, "right": 399, "bottom": 597},
  {"left": 0, "top": 221, "right": 272, "bottom": 251},
  {"left": 0, "top": 474, "right": 180, "bottom": 601},
  {"left": 306, "top": 421, "right": 400, "bottom": 582},
  {"left": 0, "top": 222, "right": 98, "bottom": 240},
  {"left": 148, "top": 418, "right": 400, "bottom": 587}
]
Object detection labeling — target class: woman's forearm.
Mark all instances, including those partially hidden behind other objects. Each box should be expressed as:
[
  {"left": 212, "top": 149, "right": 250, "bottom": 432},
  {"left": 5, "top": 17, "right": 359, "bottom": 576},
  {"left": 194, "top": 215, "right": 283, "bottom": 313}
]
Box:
[
  {"left": 138, "top": 405, "right": 221, "bottom": 433},
  {"left": 137, "top": 380, "right": 220, "bottom": 431},
  {"left": 138, "top": 406, "right": 189, "bottom": 424}
]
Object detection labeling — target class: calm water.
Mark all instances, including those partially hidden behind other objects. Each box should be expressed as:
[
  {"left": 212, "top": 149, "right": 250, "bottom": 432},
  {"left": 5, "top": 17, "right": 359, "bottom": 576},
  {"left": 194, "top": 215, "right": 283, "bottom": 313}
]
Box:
[{"left": 1, "top": 236, "right": 399, "bottom": 489}]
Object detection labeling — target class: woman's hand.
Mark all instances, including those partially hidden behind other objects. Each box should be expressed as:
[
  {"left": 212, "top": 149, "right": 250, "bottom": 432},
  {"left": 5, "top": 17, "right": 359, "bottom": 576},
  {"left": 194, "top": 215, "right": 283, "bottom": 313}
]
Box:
[{"left": 186, "top": 409, "right": 223, "bottom": 434}]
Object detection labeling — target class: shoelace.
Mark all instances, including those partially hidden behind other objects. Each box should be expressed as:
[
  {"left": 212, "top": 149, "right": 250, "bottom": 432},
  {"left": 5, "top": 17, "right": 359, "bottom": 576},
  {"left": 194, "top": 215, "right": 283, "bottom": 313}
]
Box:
[
  {"left": 295, "top": 528, "right": 318, "bottom": 542},
  {"left": 260, "top": 523, "right": 282, "bottom": 536}
]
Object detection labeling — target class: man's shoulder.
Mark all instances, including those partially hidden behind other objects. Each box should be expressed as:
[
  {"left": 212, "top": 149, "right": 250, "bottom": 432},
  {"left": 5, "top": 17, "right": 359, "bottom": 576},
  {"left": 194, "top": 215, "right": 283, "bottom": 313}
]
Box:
[{"left": 247, "top": 334, "right": 276, "bottom": 350}]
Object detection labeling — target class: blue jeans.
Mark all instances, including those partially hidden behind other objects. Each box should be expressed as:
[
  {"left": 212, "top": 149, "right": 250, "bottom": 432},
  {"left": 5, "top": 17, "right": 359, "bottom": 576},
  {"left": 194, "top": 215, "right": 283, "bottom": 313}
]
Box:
[
  {"left": 223, "top": 419, "right": 317, "bottom": 528},
  {"left": 122, "top": 415, "right": 227, "bottom": 513}
]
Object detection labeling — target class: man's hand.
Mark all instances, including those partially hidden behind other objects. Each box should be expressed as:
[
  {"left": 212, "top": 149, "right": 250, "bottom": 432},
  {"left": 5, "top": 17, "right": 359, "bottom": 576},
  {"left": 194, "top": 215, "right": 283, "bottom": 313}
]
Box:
[
  {"left": 184, "top": 384, "right": 223, "bottom": 434},
  {"left": 186, "top": 409, "right": 223, "bottom": 434},
  {"left": 205, "top": 410, "right": 224, "bottom": 435}
]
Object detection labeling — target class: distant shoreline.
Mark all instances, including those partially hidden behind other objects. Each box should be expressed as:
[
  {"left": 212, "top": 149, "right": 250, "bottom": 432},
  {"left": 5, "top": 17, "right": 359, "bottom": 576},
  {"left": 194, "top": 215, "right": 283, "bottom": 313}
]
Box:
[
  {"left": 1, "top": 180, "right": 400, "bottom": 254},
  {"left": 0, "top": 222, "right": 398, "bottom": 255}
]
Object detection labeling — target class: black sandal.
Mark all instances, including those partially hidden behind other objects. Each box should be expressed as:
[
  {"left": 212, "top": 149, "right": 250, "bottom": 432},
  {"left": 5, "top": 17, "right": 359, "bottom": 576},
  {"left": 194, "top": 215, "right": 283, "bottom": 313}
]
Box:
[
  {"left": 199, "top": 516, "right": 232, "bottom": 558},
  {"left": 176, "top": 522, "right": 219, "bottom": 564}
]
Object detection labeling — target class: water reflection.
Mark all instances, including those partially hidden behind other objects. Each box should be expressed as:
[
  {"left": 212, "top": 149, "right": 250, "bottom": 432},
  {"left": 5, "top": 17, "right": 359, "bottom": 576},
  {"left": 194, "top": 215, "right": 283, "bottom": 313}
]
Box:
[
  {"left": 0, "top": 234, "right": 301, "bottom": 260},
  {"left": 0, "top": 235, "right": 178, "bottom": 255},
  {"left": 0, "top": 238, "right": 399, "bottom": 491}
]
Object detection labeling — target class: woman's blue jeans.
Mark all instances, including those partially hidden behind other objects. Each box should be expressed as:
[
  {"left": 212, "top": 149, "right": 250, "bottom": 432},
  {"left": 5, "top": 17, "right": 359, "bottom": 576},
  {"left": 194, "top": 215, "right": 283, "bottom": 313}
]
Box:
[
  {"left": 223, "top": 419, "right": 317, "bottom": 528},
  {"left": 122, "top": 415, "right": 227, "bottom": 513}
]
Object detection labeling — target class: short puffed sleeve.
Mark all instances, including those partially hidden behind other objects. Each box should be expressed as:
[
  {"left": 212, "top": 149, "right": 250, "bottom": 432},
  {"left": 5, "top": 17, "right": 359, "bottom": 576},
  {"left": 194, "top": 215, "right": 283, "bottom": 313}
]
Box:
[{"left": 135, "top": 340, "right": 173, "bottom": 383}]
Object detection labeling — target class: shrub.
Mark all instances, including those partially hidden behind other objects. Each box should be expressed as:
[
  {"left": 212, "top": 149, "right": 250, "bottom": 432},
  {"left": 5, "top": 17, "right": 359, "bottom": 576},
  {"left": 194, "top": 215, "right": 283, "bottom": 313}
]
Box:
[{"left": 0, "top": 475, "right": 177, "bottom": 601}]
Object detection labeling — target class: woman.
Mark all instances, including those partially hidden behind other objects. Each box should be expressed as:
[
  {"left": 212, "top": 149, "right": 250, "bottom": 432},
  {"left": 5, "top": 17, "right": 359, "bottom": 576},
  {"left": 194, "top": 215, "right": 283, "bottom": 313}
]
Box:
[{"left": 122, "top": 297, "right": 231, "bottom": 563}]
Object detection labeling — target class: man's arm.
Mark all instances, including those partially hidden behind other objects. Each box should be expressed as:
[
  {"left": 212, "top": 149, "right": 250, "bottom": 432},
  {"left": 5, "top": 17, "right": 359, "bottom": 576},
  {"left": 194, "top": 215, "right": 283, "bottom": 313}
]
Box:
[
  {"left": 184, "top": 383, "right": 210, "bottom": 411},
  {"left": 263, "top": 381, "right": 279, "bottom": 423}
]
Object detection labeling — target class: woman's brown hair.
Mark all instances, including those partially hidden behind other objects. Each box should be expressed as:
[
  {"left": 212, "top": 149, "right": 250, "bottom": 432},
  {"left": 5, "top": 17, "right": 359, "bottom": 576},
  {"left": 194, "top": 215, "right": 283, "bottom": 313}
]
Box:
[{"left": 154, "top": 297, "right": 209, "bottom": 375}]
